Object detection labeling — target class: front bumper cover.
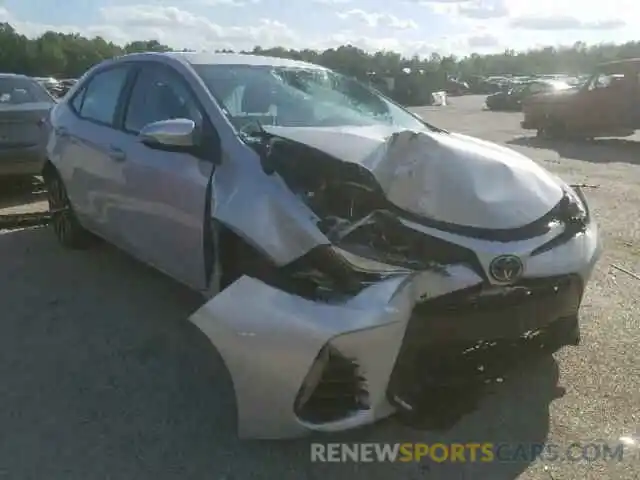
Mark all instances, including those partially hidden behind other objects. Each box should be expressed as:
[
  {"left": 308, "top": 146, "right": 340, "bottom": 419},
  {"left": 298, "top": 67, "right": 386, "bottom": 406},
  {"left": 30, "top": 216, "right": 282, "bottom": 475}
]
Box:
[{"left": 189, "top": 218, "right": 601, "bottom": 439}]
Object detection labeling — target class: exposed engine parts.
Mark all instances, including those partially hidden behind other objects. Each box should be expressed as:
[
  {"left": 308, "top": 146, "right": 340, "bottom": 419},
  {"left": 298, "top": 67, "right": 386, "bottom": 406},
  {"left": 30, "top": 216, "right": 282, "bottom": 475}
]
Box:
[{"left": 227, "top": 130, "right": 593, "bottom": 304}]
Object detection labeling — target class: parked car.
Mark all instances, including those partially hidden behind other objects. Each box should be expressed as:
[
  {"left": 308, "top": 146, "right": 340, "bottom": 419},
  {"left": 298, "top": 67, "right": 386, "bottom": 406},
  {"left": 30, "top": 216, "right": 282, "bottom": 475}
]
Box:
[
  {"left": 486, "top": 80, "right": 573, "bottom": 111},
  {"left": 44, "top": 52, "right": 602, "bottom": 439},
  {"left": 445, "top": 78, "right": 470, "bottom": 96},
  {"left": 522, "top": 58, "right": 640, "bottom": 139},
  {"left": 0, "top": 74, "right": 56, "bottom": 178}
]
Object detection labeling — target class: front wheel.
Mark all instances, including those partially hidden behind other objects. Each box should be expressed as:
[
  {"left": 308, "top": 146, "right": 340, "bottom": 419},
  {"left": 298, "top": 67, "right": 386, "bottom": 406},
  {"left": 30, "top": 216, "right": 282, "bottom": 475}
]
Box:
[
  {"left": 44, "top": 170, "right": 95, "bottom": 249},
  {"left": 536, "top": 118, "right": 568, "bottom": 140}
]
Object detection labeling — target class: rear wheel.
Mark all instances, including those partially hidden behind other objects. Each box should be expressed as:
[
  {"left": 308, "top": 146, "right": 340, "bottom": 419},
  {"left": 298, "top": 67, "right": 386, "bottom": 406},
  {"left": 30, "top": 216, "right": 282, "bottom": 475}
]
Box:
[{"left": 44, "top": 168, "right": 95, "bottom": 249}]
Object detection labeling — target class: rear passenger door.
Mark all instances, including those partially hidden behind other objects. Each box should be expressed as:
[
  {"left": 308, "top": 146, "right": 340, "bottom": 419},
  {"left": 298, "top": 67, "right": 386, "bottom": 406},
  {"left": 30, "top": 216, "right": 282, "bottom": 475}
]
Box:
[
  {"left": 61, "top": 65, "right": 134, "bottom": 240},
  {"left": 115, "top": 63, "right": 218, "bottom": 290}
]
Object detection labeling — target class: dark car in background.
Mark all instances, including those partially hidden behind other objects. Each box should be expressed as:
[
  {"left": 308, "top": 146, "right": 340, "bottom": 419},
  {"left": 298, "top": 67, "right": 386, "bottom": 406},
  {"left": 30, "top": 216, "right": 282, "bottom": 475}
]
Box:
[
  {"left": 485, "top": 79, "right": 573, "bottom": 111},
  {"left": 0, "top": 74, "right": 56, "bottom": 178}
]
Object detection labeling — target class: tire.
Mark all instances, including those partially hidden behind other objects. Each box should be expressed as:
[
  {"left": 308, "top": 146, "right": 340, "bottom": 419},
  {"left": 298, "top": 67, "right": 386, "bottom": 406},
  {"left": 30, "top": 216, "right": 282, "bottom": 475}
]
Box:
[
  {"left": 537, "top": 118, "right": 567, "bottom": 140},
  {"left": 44, "top": 169, "right": 95, "bottom": 249}
]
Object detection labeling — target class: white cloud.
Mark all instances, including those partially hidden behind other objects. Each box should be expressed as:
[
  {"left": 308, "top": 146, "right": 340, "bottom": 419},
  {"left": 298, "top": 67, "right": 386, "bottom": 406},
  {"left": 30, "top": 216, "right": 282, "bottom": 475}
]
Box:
[
  {"left": 95, "top": 6, "right": 300, "bottom": 50},
  {"left": 195, "top": 0, "right": 260, "bottom": 5},
  {"left": 467, "top": 33, "right": 500, "bottom": 48},
  {"left": 0, "top": 4, "right": 437, "bottom": 56},
  {"left": 337, "top": 9, "right": 418, "bottom": 30},
  {"left": 458, "top": 0, "right": 508, "bottom": 19},
  {"left": 510, "top": 16, "right": 625, "bottom": 30},
  {"left": 3, "top": 0, "right": 640, "bottom": 58}
]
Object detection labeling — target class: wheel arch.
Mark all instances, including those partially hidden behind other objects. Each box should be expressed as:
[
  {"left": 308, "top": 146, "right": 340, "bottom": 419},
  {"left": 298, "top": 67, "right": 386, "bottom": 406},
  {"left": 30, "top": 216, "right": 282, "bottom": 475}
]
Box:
[{"left": 41, "top": 158, "right": 58, "bottom": 181}]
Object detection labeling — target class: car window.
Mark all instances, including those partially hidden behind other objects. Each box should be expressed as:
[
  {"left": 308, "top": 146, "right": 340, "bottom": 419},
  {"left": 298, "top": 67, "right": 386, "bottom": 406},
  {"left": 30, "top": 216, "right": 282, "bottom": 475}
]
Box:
[
  {"left": 587, "top": 73, "right": 623, "bottom": 91},
  {"left": 71, "top": 87, "right": 85, "bottom": 112},
  {"left": 194, "top": 64, "right": 426, "bottom": 131},
  {"left": 79, "top": 66, "right": 130, "bottom": 125},
  {"left": 0, "top": 77, "right": 53, "bottom": 104},
  {"left": 124, "top": 65, "right": 203, "bottom": 133}
]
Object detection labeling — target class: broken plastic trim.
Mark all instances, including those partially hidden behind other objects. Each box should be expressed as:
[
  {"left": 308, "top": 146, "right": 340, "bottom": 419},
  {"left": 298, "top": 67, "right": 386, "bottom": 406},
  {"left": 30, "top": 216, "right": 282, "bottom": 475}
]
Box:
[
  {"left": 327, "top": 210, "right": 486, "bottom": 277},
  {"left": 253, "top": 245, "right": 400, "bottom": 302},
  {"left": 531, "top": 188, "right": 589, "bottom": 257},
  {"left": 294, "top": 344, "right": 370, "bottom": 424}
]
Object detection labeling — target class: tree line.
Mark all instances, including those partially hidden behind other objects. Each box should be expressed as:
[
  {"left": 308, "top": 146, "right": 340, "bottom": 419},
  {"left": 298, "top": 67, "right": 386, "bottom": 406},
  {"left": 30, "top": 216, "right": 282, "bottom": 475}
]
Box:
[{"left": 1, "top": 21, "right": 638, "bottom": 81}]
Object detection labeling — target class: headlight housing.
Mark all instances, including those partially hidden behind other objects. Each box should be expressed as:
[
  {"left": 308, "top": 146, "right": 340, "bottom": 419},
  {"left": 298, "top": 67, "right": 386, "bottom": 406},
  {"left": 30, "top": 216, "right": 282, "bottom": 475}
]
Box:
[
  {"left": 267, "top": 245, "right": 406, "bottom": 302},
  {"left": 530, "top": 186, "right": 590, "bottom": 257},
  {"left": 568, "top": 185, "right": 590, "bottom": 222}
]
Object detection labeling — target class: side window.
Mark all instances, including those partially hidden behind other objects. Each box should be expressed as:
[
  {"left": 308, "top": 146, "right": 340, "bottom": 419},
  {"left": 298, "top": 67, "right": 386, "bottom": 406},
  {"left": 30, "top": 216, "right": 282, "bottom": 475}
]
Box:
[
  {"left": 79, "top": 66, "right": 130, "bottom": 125},
  {"left": 587, "top": 73, "right": 615, "bottom": 91},
  {"left": 71, "top": 87, "right": 86, "bottom": 112},
  {"left": 124, "top": 66, "right": 203, "bottom": 133}
]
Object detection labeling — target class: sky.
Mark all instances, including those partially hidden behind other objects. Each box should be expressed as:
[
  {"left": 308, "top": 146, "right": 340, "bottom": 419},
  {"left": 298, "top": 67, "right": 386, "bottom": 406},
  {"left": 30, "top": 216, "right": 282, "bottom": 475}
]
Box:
[{"left": 0, "top": 0, "right": 638, "bottom": 57}]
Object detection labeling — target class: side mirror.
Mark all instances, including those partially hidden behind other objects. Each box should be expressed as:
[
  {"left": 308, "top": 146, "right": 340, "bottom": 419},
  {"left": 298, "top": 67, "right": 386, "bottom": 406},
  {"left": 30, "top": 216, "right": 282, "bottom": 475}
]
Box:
[{"left": 139, "top": 118, "right": 197, "bottom": 149}]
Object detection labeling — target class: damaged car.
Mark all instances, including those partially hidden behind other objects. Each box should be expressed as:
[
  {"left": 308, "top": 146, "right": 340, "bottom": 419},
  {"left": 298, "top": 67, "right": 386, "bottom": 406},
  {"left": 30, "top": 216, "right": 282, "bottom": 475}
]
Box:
[{"left": 44, "top": 52, "right": 602, "bottom": 439}]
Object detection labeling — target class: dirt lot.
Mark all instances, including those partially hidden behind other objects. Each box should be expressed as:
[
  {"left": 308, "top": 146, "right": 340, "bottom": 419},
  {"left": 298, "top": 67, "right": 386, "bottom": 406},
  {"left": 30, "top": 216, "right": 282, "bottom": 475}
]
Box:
[{"left": 0, "top": 95, "right": 638, "bottom": 479}]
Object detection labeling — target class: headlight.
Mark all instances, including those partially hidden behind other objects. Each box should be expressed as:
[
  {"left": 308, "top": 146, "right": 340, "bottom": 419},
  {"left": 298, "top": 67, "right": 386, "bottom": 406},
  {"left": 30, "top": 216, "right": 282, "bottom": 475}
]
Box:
[
  {"left": 332, "top": 247, "right": 411, "bottom": 274},
  {"left": 267, "top": 245, "right": 404, "bottom": 302},
  {"left": 569, "top": 185, "right": 590, "bottom": 220},
  {"left": 565, "top": 185, "right": 589, "bottom": 223},
  {"left": 530, "top": 187, "right": 591, "bottom": 257}
]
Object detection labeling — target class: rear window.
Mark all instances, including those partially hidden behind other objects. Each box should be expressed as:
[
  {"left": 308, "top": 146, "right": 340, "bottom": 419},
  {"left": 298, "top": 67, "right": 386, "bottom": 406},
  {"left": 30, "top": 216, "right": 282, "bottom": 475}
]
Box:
[{"left": 0, "top": 77, "right": 53, "bottom": 104}]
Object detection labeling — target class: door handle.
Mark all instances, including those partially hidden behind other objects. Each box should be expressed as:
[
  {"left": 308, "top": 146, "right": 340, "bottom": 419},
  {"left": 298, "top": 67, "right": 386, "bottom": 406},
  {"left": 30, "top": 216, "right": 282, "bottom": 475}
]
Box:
[{"left": 108, "top": 146, "right": 126, "bottom": 161}]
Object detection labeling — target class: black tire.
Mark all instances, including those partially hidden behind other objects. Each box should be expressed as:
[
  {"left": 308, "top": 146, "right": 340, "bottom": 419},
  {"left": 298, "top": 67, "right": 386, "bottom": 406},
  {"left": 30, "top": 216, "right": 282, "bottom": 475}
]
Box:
[
  {"left": 44, "top": 169, "right": 95, "bottom": 249},
  {"left": 538, "top": 118, "right": 567, "bottom": 140}
]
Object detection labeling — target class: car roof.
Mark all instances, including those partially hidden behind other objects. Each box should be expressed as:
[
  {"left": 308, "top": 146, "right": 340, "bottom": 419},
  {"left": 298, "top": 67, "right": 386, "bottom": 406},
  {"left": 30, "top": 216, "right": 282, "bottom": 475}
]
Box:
[{"left": 114, "top": 51, "right": 326, "bottom": 70}]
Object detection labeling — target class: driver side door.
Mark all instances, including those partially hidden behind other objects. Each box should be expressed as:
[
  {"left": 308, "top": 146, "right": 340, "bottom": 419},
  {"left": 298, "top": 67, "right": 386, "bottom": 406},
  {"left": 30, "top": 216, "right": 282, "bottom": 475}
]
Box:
[{"left": 114, "top": 63, "right": 220, "bottom": 290}]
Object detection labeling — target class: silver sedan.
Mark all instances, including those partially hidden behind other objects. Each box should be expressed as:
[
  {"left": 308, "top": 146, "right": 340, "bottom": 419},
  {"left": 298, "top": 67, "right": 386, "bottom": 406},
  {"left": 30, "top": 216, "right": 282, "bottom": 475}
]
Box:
[
  {"left": 0, "top": 74, "right": 55, "bottom": 178},
  {"left": 44, "top": 52, "right": 602, "bottom": 439}
]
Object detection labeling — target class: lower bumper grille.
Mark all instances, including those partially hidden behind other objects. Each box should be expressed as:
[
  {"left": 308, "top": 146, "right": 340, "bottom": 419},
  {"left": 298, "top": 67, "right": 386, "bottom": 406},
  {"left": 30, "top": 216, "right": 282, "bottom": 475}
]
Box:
[
  {"left": 405, "top": 275, "right": 583, "bottom": 343},
  {"left": 386, "top": 275, "right": 583, "bottom": 409},
  {"left": 294, "top": 346, "right": 369, "bottom": 424}
]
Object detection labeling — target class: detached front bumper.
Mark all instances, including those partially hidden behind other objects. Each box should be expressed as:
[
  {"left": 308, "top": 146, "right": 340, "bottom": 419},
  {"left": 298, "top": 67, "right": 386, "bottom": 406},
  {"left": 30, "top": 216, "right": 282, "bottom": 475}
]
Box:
[{"left": 189, "top": 219, "right": 601, "bottom": 439}]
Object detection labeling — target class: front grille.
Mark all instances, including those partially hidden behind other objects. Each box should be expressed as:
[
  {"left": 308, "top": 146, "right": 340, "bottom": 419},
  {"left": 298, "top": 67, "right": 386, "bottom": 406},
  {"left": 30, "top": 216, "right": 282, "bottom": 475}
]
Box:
[
  {"left": 414, "top": 275, "right": 581, "bottom": 315},
  {"left": 294, "top": 347, "right": 369, "bottom": 424},
  {"left": 386, "top": 275, "right": 583, "bottom": 407}
]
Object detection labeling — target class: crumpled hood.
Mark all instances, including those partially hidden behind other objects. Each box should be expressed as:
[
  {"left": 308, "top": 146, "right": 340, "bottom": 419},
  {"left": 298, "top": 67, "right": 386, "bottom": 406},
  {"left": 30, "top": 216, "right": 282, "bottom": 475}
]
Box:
[{"left": 262, "top": 125, "right": 564, "bottom": 229}]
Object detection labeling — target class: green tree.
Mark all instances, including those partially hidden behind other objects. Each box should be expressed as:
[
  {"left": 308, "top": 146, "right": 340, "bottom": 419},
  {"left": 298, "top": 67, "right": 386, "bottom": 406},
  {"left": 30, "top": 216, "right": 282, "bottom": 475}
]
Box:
[{"left": 3, "top": 21, "right": 640, "bottom": 104}]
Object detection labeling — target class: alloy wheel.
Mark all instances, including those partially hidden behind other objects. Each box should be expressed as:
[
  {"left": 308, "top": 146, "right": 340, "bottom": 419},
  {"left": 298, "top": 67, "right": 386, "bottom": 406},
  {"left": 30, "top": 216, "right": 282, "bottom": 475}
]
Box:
[{"left": 47, "top": 176, "right": 74, "bottom": 242}]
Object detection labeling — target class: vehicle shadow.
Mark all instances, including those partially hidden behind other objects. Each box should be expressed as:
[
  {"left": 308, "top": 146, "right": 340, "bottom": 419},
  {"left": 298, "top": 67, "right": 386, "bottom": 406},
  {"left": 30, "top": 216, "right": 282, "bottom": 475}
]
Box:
[
  {"left": 508, "top": 136, "right": 640, "bottom": 165},
  {"left": 0, "top": 176, "right": 47, "bottom": 211},
  {"left": 0, "top": 226, "right": 561, "bottom": 480}
]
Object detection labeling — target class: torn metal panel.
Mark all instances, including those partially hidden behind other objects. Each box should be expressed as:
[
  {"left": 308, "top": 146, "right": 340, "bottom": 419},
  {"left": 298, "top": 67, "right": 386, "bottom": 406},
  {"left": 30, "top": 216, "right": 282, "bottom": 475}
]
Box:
[
  {"left": 262, "top": 125, "right": 564, "bottom": 230},
  {"left": 209, "top": 145, "right": 330, "bottom": 266},
  {"left": 188, "top": 264, "right": 484, "bottom": 439}
]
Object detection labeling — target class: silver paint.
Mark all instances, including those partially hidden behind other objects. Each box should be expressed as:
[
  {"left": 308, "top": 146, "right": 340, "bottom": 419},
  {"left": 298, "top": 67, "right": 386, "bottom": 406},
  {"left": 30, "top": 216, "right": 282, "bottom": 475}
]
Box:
[
  {"left": 139, "top": 118, "right": 197, "bottom": 148},
  {"left": 262, "top": 125, "right": 564, "bottom": 230},
  {"left": 46, "top": 51, "right": 603, "bottom": 440},
  {"left": 189, "top": 264, "right": 484, "bottom": 439}
]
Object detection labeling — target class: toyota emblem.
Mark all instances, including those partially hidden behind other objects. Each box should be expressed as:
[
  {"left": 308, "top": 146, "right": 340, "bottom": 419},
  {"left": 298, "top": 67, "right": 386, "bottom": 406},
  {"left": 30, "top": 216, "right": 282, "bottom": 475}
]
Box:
[{"left": 489, "top": 255, "right": 524, "bottom": 283}]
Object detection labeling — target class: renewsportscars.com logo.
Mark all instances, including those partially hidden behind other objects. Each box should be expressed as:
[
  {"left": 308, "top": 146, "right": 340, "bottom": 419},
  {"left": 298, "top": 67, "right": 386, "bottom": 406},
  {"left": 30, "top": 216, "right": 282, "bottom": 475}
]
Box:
[{"left": 310, "top": 442, "right": 632, "bottom": 463}]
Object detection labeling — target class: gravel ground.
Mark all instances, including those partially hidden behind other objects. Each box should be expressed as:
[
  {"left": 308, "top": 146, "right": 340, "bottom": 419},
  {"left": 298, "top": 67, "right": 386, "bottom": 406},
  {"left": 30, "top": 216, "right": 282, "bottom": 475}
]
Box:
[{"left": 0, "top": 95, "right": 638, "bottom": 479}]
